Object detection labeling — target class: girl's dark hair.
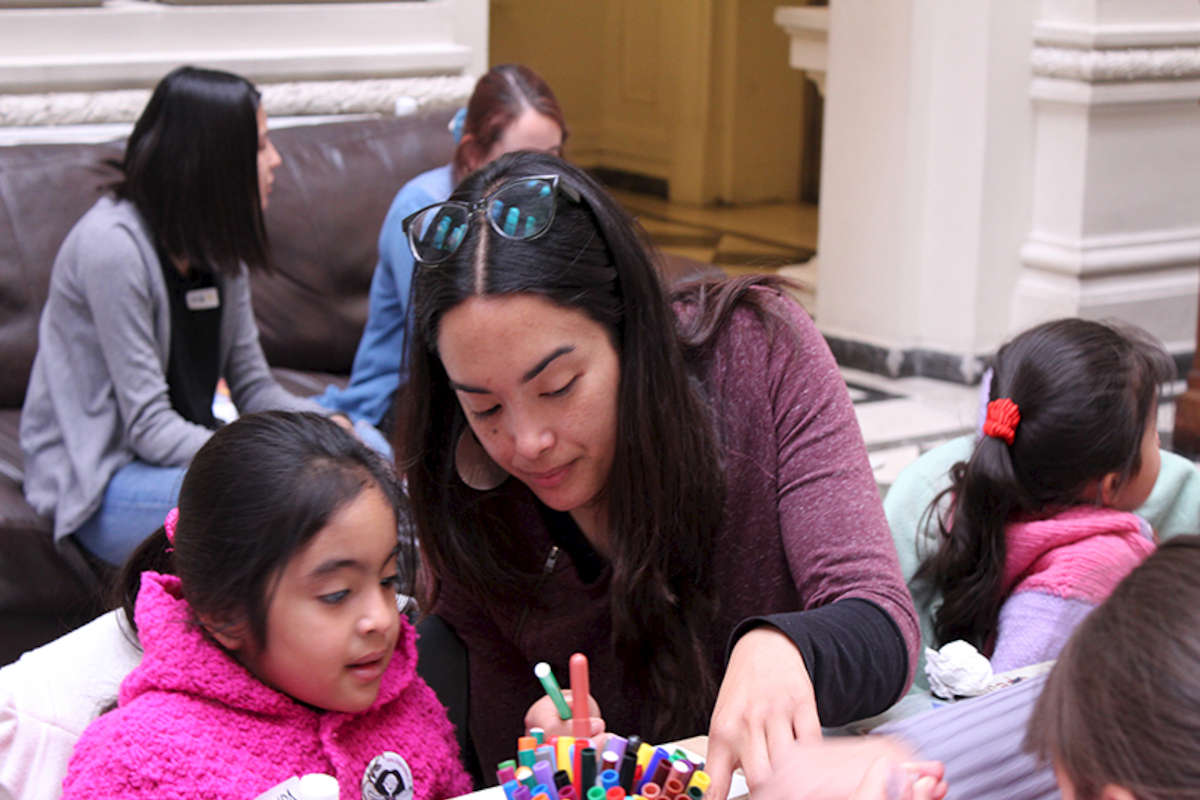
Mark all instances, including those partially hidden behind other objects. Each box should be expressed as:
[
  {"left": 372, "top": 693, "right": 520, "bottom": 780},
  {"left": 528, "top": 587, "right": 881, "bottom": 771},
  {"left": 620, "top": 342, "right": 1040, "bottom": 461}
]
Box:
[
  {"left": 399, "top": 150, "right": 788, "bottom": 738},
  {"left": 1027, "top": 534, "right": 1200, "bottom": 800},
  {"left": 117, "top": 411, "right": 411, "bottom": 649},
  {"left": 114, "top": 65, "right": 270, "bottom": 275},
  {"left": 916, "top": 318, "right": 1174, "bottom": 650},
  {"left": 452, "top": 63, "right": 567, "bottom": 183}
]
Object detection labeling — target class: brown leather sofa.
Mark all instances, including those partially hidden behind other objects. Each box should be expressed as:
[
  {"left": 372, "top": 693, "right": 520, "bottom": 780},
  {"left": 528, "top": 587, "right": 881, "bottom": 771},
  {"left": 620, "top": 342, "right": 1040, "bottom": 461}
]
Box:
[
  {"left": 0, "top": 108, "right": 721, "bottom": 668},
  {"left": 0, "top": 110, "right": 457, "bottom": 665}
]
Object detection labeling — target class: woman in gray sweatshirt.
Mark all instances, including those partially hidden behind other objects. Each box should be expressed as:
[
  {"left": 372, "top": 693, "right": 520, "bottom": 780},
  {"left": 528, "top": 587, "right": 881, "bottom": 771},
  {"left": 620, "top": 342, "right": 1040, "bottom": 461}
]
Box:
[{"left": 20, "top": 66, "right": 324, "bottom": 566}]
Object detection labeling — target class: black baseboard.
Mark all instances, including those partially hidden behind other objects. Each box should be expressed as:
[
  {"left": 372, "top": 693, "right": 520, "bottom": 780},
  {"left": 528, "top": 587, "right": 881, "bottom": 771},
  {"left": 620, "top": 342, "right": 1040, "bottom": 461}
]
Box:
[
  {"left": 589, "top": 167, "right": 669, "bottom": 199},
  {"left": 825, "top": 334, "right": 1196, "bottom": 387}
]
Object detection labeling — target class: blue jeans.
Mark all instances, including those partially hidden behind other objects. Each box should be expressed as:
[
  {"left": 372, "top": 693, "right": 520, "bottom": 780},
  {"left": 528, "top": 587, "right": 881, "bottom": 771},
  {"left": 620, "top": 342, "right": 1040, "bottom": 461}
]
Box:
[{"left": 73, "top": 460, "right": 186, "bottom": 566}]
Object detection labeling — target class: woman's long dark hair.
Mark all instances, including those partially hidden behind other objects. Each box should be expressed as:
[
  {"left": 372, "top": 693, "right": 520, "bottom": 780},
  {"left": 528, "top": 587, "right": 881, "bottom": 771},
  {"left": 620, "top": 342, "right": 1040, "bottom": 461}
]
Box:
[
  {"left": 452, "top": 64, "right": 567, "bottom": 183},
  {"left": 116, "top": 411, "right": 411, "bottom": 648},
  {"left": 114, "top": 65, "right": 270, "bottom": 276},
  {"left": 1027, "top": 535, "right": 1200, "bottom": 800},
  {"left": 916, "top": 318, "right": 1173, "bottom": 651},
  {"left": 399, "top": 151, "right": 787, "bottom": 737}
]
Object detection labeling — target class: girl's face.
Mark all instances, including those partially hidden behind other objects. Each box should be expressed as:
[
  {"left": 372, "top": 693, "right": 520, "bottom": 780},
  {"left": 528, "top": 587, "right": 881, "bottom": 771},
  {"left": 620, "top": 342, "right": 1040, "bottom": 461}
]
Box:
[
  {"left": 437, "top": 293, "right": 620, "bottom": 546},
  {"left": 215, "top": 483, "right": 402, "bottom": 713},
  {"left": 1106, "top": 411, "right": 1161, "bottom": 512},
  {"left": 256, "top": 106, "right": 281, "bottom": 210}
]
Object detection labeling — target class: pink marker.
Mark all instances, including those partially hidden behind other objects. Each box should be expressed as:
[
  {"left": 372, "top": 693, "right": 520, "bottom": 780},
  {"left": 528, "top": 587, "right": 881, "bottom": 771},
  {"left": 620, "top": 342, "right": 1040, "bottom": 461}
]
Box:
[{"left": 569, "top": 653, "right": 591, "bottom": 739}]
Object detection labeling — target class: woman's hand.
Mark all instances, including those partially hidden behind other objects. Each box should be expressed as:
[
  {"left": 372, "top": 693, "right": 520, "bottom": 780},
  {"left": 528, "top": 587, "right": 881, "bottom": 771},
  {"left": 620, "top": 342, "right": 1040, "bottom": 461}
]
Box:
[
  {"left": 524, "top": 689, "right": 605, "bottom": 739},
  {"left": 752, "top": 738, "right": 947, "bottom": 800},
  {"left": 704, "top": 626, "right": 822, "bottom": 800}
]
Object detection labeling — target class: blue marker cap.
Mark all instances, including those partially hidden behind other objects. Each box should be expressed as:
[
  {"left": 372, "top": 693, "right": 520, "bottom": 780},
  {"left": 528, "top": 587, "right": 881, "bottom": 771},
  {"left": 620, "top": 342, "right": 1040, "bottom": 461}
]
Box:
[
  {"left": 637, "top": 749, "right": 670, "bottom": 792},
  {"left": 503, "top": 780, "right": 521, "bottom": 800},
  {"left": 599, "top": 770, "right": 620, "bottom": 790}
]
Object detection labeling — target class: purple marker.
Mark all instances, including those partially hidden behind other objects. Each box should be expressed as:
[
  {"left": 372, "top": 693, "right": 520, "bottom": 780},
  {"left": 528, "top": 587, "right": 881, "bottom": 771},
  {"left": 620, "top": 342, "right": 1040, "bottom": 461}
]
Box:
[
  {"left": 602, "top": 734, "right": 628, "bottom": 764},
  {"left": 533, "top": 761, "right": 559, "bottom": 800},
  {"left": 515, "top": 784, "right": 532, "bottom": 800},
  {"left": 503, "top": 780, "right": 521, "bottom": 800}
]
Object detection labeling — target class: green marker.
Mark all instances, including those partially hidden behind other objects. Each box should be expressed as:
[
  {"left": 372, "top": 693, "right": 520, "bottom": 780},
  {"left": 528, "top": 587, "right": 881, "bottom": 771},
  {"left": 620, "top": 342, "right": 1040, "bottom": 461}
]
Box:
[{"left": 534, "top": 661, "right": 572, "bottom": 720}]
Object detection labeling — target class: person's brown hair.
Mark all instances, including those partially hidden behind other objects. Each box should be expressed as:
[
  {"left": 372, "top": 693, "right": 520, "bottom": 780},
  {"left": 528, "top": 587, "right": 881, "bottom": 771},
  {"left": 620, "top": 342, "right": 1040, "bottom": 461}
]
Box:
[
  {"left": 452, "top": 64, "right": 566, "bottom": 183},
  {"left": 1026, "top": 534, "right": 1200, "bottom": 800}
]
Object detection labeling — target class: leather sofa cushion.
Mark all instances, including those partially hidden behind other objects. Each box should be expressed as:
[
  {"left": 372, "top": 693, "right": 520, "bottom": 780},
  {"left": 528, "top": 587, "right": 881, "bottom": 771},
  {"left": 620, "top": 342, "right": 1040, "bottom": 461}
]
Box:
[
  {"left": 0, "top": 143, "right": 124, "bottom": 408},
  {"left": 252, "top": 111, "right": 456, "bottom": 374}
]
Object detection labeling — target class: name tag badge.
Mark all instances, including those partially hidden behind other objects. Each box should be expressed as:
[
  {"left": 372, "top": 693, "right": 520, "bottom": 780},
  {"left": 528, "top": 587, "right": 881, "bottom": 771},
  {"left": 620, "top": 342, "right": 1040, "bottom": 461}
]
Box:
[{"left": 185, "top": 287, "right": 220, "bottom": 311}]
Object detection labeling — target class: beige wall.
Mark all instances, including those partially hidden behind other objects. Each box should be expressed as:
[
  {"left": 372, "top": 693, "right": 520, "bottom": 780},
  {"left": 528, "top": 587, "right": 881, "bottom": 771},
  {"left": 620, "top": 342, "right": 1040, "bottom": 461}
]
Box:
[{"left": 491, "top": 0, "right": 808, "bottom": 205}]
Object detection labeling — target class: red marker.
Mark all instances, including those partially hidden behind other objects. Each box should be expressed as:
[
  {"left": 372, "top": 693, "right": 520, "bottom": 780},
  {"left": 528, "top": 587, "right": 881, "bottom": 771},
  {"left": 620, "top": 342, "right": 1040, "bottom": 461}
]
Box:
[{"left": 569, "top": 653, "right": 591, "bottom": 739}]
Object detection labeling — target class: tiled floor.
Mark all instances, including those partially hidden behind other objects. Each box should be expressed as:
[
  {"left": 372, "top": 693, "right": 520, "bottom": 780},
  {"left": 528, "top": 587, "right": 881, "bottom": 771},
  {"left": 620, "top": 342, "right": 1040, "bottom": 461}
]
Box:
[{"left": 610, "top": 189, "right": 1187, "bottom": 493}]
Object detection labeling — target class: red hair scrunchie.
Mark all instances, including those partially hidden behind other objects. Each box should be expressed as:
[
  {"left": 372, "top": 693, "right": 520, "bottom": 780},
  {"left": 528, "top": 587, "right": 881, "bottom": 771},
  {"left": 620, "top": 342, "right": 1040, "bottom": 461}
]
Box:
[{"left": 983, "top": 398, "right": 1020, "bottom": 446}]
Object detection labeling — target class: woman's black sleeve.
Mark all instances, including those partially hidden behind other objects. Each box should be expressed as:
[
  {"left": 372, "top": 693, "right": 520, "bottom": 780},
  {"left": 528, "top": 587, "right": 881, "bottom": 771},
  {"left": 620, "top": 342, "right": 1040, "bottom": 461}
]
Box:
[{"left": 727, "top": 598, "right": 910, "bottom": 725}]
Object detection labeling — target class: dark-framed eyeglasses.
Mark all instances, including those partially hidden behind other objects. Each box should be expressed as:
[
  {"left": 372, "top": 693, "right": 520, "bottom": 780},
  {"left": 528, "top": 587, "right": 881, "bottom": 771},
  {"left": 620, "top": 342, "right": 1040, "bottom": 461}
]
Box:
[{"left": 402, "top": 174, "right": 582, "bottom": 265}]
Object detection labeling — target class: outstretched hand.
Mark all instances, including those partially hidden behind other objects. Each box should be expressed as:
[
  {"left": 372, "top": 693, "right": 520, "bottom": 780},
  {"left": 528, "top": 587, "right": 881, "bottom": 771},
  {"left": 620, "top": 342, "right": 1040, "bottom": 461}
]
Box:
[
  {"left": 752, "top": 738, "right": 947, "bottom": 800},
  {"left": 524, "top": 689, "right": 605, "bottom": 740},
  {"left": 704, "top": 626, "right": 822, "bottom": 800}
]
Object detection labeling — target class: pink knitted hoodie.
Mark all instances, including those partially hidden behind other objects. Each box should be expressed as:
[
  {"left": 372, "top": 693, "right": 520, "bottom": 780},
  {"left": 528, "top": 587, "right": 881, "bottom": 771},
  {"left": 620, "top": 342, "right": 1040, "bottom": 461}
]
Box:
[{"left": 61, "top": 572, "right": 473, "bottom": 800}]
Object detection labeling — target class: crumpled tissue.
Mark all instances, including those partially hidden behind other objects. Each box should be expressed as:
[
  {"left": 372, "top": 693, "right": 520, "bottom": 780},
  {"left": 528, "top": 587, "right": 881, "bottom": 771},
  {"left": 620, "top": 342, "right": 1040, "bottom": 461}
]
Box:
[{"left": 925, "top": 640, "right": 994, "bottom": 700}]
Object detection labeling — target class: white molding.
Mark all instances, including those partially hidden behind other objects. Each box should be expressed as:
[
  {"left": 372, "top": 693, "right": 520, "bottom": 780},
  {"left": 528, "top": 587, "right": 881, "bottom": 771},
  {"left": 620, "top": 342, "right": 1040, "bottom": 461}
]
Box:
[
  {"left": 774, "top": 5, "right": 828, "bottom": 96},
  {"left": 1030, "top": 75, "right": 1200, "bottom": 104},
  {"left": 1032, "top": 45, "right": 1200, "bottom": 82},
  {"left": 1020, "top": 228, "right": 1200, "bottom": 277},
  {"left": 0, "top": 0, "right": 485, "bottom": 93},
  {"left": 1034, "top": 21, "right": 1200, "bottom": 50},
  {"left": 0, "top": 75, "right": 474, "bottom": 127}
]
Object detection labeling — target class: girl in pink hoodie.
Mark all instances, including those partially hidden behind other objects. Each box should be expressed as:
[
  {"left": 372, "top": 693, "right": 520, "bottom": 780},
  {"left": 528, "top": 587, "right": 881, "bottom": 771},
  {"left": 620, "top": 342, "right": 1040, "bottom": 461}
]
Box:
[
  {"left": 915, "top": 318, "right": 1173, "bottom": 672},
  {"left": 61, "top": 411, "right": 472, "bottom": 800}
]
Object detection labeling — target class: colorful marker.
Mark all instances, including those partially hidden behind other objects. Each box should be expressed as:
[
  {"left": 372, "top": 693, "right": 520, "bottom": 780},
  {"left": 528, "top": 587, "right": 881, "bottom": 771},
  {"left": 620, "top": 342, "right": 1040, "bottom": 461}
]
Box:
[
  {"left": 534, "top": 762, "right": 558, "bottom": 800},
  {"left": 535, "top": 662, "right": 573, "bottom": 721},
  {"left": 685, "top": 772, "right": 709, "bottom": 797},
  {"left": 580, "top": 746, "right": 597, "bottom": 796},
  {"left": 557, "top": 736, "right": 575, "bottom": 777},
  {"left": 569, "top": 653, "right": 591, "bottom": 739},
  {"left": 531, "top": 727, "right": 546, "bottom": 745},
  {"left": 606, "top": 789, "right": 626, "bottom": 800},
  {"left": 618, "top": 735, "right": 641, "bottom": 792}
]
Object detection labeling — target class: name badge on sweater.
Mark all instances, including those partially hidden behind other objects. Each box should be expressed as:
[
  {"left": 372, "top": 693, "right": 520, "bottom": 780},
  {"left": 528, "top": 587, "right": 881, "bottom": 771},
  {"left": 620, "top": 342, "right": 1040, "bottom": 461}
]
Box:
[{"left": 186, "top": 287, "right": 220, "bottom": 311}]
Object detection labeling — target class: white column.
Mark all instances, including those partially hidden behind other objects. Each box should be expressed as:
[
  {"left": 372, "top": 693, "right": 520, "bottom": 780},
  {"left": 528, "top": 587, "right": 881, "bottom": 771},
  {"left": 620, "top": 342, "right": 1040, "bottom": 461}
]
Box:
[
  {"left": 1013, "top": 0, "right": 1200, "bottom": 355},
  {"left": 814, "top": 0, "right": 1037, "bottom": 381},
  {"left": 809, "top": 0, "right": 1200, "bottom": 381}
]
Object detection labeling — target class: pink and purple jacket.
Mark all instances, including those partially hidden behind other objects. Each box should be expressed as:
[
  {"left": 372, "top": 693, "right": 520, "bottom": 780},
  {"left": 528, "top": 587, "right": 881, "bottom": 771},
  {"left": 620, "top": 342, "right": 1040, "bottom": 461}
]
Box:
[
  {"left": 61, "top": 572, "right": 472, "bottom": 800},
  {"left": 991, "top": 506, "right": 1156, "bottom": 672}
]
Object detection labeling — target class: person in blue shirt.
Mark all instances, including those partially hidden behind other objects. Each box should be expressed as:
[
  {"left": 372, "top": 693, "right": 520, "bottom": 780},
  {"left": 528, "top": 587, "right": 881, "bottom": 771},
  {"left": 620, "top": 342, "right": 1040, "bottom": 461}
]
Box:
[{"left": 318, "top": 64, "right": 567, "bottom": 431}]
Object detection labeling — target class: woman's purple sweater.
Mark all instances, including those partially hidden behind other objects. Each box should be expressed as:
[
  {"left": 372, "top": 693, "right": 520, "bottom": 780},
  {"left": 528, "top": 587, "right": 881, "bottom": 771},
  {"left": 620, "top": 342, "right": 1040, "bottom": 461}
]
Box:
[{"left": 433, "top": 292, "right": 920, "bottom": 773}]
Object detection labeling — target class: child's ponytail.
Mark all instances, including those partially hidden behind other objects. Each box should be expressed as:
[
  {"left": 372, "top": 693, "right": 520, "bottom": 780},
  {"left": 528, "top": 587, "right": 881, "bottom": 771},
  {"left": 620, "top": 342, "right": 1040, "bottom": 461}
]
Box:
[
  {"left": 113, "top": 524, "right": 175, "bottom": 638},
  {"left": 921, "top": 423, "right": 1032, "bottom": 650}
]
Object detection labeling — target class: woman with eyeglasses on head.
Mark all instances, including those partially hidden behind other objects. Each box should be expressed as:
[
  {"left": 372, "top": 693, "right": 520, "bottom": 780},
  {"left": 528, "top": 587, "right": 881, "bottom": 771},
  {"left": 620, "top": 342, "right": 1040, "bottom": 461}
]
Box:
[
  {"left": 399, "top": 152, "right": 920, "bottom": 799},
  {"left": 317, "top": 63, "right": 566, "bottom": 432},
  {"left": 20, "top": 66, "right": 330, "bottom": 567}
]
